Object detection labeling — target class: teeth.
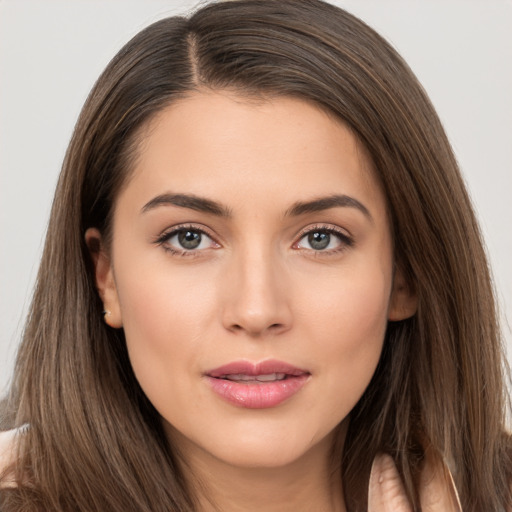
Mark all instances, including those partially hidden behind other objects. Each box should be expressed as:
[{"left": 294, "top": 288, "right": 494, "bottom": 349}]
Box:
[
  {"left": 224, "top": 374, "right": 251, "bottom": 381},
  {"left": 256, "top": 373, "right": 286, "bottom": 382},
  {"left": 223, "top": 373, "right": 287, "bottom": 382}
]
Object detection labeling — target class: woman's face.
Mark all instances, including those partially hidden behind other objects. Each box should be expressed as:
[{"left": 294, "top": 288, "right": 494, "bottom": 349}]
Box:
[{"left": 89, "top": 91, "right": 415, "bottom": 470}]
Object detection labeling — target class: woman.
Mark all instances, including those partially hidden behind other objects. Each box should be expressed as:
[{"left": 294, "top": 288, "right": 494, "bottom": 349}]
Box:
[{"left": 0, "top": 0, "right": 510, "bottom": 510}]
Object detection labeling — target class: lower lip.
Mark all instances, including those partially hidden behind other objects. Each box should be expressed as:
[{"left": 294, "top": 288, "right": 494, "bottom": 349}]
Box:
[{"left": 205, "top": 375, "right": 310, "bottom": 409}]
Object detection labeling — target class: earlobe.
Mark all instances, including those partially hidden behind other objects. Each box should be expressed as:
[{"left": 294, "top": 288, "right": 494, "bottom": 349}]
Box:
[
  {"left": 85, "top": 228, "right": 123, "bottom": 328},
  {"left": 388, "top": 268, "right": 418, "bottom": 321}
]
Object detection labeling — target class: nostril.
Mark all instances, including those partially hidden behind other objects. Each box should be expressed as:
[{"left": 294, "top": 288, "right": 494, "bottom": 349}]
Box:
[{"left": 227, "top": 322, "right": 285, "bottom": 336}]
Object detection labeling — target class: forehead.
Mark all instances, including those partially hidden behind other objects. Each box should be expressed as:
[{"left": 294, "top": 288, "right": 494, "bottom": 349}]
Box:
[{"left": 118, "top": 90, "right": 386, "bottom": 218}]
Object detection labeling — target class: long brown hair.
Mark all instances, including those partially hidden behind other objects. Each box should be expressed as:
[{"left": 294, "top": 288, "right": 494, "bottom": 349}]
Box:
[{"left": 1, "top": 1, "right": 510, "bottom": 510}]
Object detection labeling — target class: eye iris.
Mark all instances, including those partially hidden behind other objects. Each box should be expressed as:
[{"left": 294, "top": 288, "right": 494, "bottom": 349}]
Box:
[
  {"left": 178, "top": 230, "right": 201, "bottom": 249},
  {"left": 308, "top": 231, "right": 330, "bottom": 250}
]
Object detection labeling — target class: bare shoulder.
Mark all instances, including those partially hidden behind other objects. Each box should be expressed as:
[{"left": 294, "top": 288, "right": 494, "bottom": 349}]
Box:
[{"left": 0, "top": 428, "right": 20, "bottom": 488}]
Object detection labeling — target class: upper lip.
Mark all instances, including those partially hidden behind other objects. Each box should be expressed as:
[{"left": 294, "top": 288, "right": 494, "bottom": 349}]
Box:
[{"left": 206, "top": 359, "right": 310, "bottom": 378}]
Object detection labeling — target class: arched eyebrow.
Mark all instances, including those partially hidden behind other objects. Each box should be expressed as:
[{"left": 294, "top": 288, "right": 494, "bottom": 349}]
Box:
[
  {"left": 285, "top": 194, "right": 372, "bottom": 221},
  {"left": 141, "top": 192, "right": 372, "bottom": 221},
  {"left": 141, "top": 193, "right": 232, "bottom": 217}
]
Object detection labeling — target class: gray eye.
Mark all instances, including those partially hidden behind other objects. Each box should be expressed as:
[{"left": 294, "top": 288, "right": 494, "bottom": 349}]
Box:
[
  {"left": 295, "top": 228, "right": 348, "bottom": 252},
  {"left": 162, "top": 227, "right": 217, "bottom": 253},
  {"left": 308, "top": 231, "right": 331, "bottom": 250},
  {"left": 177, "top": 230, "right": 202, "bottom": 249}
]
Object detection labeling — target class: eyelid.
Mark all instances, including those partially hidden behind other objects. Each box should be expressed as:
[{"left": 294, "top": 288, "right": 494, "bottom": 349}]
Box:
[
  {"left": 153, "top": 223, "right": 221, "bottom": 253},
  {"left": 292, "top": 223, "right": 354, "bottom": 252},
  {"left": 153, "top": 222, "right": 353, "bottom": 257},
  {"left": 295, "top": 223, "right": 352, "bottom": 240}
]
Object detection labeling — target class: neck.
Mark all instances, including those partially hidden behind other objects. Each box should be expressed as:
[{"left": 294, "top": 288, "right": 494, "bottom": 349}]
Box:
[{"left": 172, "top": 426, "right": 347, "bottom": 512}]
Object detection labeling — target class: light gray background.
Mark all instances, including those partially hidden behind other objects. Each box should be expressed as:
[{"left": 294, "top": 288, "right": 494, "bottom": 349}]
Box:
[{"left": 1, "top": 1, "right": 511, "bottom": 395}]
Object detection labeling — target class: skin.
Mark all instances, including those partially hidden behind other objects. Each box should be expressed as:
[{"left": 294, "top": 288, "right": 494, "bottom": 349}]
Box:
[{"left": 86, "top": 91, "right": 458, "bottom": 511}]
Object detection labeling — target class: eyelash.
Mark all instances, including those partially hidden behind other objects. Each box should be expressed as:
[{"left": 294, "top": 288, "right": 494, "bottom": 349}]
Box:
[
  {"left": 154, "top": 224, "right": 219, "bottom": 258},
  {"left": 293, "top": 224, "right": 354, "bottom": 256},
  {"left": 154, "top": 223, "right": 354, "bottom": 258}
]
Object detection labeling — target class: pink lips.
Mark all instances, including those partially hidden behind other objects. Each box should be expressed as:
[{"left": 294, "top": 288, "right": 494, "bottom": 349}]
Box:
[{"left": 205, "top": 359, "right": 310, "bottom": 409}]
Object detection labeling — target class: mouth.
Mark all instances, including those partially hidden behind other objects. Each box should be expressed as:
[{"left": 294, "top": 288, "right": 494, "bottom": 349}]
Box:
[
  {"left": 205, "top": 359, "right": 311, "bottom": 409},
  {"left": 220, "top": 372, "right": 290, "bottom": 383}
]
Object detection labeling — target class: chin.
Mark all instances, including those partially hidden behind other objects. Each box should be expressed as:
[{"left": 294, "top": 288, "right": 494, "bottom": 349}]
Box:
[
  {"left": 167, "top": 416, "right": 341, "bottom": 472},
  {"left": 215, "top": 439, "right": 315, "bottom": 469}
]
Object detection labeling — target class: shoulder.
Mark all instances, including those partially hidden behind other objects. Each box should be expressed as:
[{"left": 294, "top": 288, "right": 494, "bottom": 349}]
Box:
[
  {"left": 0, "top": 428, "right": 22, "bottom": 488},
  {"left": 0, "top": 428, "right": 18, "bottom": 464}
]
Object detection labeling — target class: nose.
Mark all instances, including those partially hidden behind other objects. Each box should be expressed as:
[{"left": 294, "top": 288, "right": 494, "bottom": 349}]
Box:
[{"left": 221, "top": 248, "right": 292, "bottom": 337}]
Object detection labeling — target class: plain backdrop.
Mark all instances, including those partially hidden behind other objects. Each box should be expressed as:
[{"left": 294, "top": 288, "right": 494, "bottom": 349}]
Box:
[{"left": 1, "top": 0, "right": 511, "bottom": 394}]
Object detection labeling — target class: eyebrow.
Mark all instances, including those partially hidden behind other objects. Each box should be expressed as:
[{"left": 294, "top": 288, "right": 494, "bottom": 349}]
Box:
[
  {"left": 141, "top": 193, "right": 232, "bottom": 217},
  {"left": 141, "top": 192, "right": 372, "bottom": 221},
  {"left": 285, "top": 194, "right": 372, "bottom": 221}
]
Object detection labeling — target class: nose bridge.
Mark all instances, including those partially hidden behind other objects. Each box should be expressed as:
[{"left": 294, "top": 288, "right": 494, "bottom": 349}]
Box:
[{"left": 222, "top": 242, "right": 291, "bottom": 336}]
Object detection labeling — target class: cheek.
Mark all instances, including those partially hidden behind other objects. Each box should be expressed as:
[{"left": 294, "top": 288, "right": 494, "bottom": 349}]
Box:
[
  {"left": 113, "top": 260, "right": 216, "bottom": 391},
  {"left": 300, "top": 260, "right": 391, "bottom": 413},
  {"left": 304, "top": 257, "right": 390, "bottom": 340}
]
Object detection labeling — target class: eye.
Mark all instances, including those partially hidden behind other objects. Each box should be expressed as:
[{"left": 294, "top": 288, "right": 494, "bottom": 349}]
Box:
[
  {"left": 156, "top": 226, "right": 219, "bottom": 254},
  {"left": 294, "top": 227, "right": 353, "bottom": 252},
  {"left": 171, "top": 229, "right": 207, "bottom": 250}
]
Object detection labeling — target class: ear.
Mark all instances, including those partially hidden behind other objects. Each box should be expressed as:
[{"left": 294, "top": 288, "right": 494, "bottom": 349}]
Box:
[
  {"left": 388, "top": 268, "right": 417, "bottom": 321},
  {"left": 85, "top": 228, "right": 123, "bottom": 328}
]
